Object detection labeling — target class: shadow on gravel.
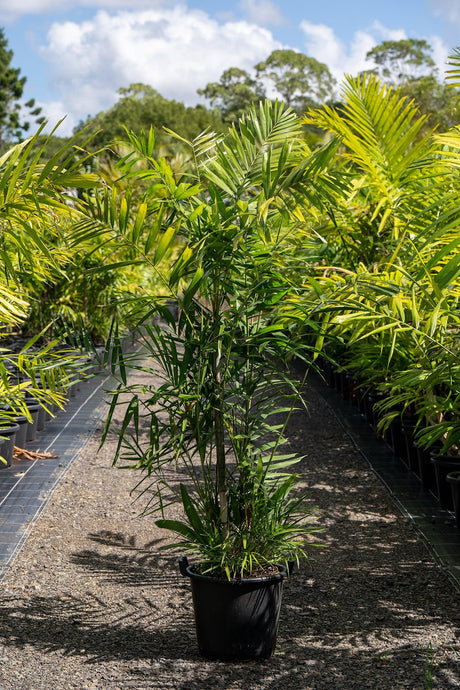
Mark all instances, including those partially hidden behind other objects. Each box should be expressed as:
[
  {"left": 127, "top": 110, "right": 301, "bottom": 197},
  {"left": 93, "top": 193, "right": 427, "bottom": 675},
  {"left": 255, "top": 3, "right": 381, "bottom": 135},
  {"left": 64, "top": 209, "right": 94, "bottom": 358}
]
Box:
[
  {"left": 0, "top": 587, "right": 458, "bottom": 688},
  {"left": 0, "top": 590, "right": 197, "bottom": 662},
  {"left": 0, "top": 532, "right": 458, "bottom": 688},
  {"left": 70, "top": 531, "right": 179, "bottom": 587}
]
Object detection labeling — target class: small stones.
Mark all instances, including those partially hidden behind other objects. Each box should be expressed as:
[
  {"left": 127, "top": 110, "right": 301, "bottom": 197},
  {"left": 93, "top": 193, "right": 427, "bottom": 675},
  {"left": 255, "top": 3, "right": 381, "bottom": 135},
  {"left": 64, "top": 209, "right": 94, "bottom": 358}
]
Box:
[{"left": 0, "top": 375, "right": 459, "bottom": 688}]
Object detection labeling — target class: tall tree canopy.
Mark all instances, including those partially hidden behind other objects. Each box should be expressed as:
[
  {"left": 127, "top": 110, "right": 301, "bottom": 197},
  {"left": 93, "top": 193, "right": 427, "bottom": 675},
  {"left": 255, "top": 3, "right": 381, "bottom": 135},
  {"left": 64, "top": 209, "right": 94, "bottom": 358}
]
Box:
[
  {"left": 364, "top": 38, "right": 459, "bottom": 132},
  {"left": 255, "top": 49, "right": 336, "bottom": 111},
  {"left": 197, "top": 67, "right": 264, "bottom": 123},
  {"left": 75, "top": 83, "right": 225, "bottom": 151},
  {"left": 0, "top": 28, "right": 43, "bottom": 149},
  {"left": 365, "top": 38, "right": 436, "bottom": 85}
]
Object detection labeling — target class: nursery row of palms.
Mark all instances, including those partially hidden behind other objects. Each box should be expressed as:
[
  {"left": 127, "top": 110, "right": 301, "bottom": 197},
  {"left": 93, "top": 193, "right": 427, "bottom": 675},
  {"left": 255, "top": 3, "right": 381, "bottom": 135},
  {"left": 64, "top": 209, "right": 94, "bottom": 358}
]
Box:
[
  {"left": 78, "top": 69, "right": 458, "bottom": 459},
  {"left": 0, "top": 54, "right": 457, "bottom": 573},
  {"left": 0, "top": 124, "right": 102, "bottom": 428},
  {"left": 297, "top": 70, "right": 460, "bottom": 453},
  {"left": 63, "top": 74, "right": 458, "bottom": 568}
]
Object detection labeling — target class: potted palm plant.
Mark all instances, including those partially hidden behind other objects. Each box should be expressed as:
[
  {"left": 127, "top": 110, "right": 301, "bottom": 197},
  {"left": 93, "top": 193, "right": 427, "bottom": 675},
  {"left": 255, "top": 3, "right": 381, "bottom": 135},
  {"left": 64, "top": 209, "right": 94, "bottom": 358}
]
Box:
[{"left": 86, "top": 101, "right": 331, "bottom": 660}]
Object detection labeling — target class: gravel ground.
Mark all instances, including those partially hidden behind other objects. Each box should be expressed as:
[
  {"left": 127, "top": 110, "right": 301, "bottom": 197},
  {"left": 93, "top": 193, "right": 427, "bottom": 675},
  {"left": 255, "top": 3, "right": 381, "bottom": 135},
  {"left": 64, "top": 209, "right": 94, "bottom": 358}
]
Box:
[{"left": 0, "top": 368, "right": 459, "bottom": 689}]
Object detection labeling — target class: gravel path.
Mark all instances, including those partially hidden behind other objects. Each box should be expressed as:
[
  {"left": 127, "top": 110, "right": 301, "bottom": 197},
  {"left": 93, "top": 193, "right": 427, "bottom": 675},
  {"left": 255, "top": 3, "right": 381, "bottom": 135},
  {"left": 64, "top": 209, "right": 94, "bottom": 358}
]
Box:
[{"left": 0, "top": 368, "right": 459, "bottom": 689}]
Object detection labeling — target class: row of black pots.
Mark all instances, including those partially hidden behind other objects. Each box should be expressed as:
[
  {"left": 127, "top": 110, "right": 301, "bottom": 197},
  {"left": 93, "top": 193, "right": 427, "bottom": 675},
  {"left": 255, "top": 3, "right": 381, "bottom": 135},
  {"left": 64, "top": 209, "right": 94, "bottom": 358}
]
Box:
[
  {"left": 0, "top": 338, "right": 134, "bottom": 470},
  {"left": 447, "top": 473, "right": 460, "bottom": 527},
  {"left": 319, "top": 360, "right": 460, "bottom": 520},
  {"left": 0, "top": 397, "right": 43, "bottom": 468},
  {"left": 0, "top": 373, "right": 85, "bottom": 469},
  {"left": 377, "top": 418, "right": 460, "bottom": 516},
  {"left": 0, "top": 424, "right": 20, "bottom": 468}
]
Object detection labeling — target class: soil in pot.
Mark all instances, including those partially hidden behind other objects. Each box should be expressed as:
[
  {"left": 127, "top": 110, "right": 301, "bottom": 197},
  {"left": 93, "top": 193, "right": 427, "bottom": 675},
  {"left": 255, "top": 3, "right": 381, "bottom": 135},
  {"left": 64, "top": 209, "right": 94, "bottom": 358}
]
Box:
[{"left": 179, "top": 557, "right": 287, "bottom": 661}]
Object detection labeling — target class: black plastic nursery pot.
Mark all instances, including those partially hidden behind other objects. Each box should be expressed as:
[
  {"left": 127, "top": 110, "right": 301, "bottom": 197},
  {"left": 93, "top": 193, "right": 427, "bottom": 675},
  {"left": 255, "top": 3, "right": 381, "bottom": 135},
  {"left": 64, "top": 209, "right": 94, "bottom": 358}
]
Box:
[
  {"left": 363, "top": 390, "right": 385, "bottom": 429},
  {"left": 2, "top": 406, "right": 29, "bottom": 448},
  {"left": 0, "top": 423, "right": 20, "bottom": 468},
  {"left": 356, "top": 386, "right": 369, "bottom": 416},
  {"left": 401, "top": 421, "right": 419, "bottom": 474},
  {"left": 431, "top": 453, "right": 460, "bottom": 510},
  {"left": 388, "top": 418, "right": 409, "bottom": 466},
  {"left": 26, "top": 390, "right": 50, "bottom": 429},
  {"left": 12, "top": 414, "right": 29, "bottom": 448},
  {"left": 37, "top": 404, "right": 47, "bottom": 431},
  {"left": 415, "top": 443, "right": 437, "bottom": 493},
  {"left": 447, "top": 472, "right": 460, "bottom": 527},
  {"left": 179, "top": 557, "right": 288, "bottom": 661},
  {"left": 24, "top": 399, "right": 41, "bottom": 442}
]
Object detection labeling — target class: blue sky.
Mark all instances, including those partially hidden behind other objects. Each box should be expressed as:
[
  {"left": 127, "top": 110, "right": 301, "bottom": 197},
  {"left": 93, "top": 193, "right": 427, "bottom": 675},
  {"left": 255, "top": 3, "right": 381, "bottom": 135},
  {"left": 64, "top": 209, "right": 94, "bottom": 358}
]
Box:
[{"left": 1, "top": 0, "right": 459, "bottom": 136}]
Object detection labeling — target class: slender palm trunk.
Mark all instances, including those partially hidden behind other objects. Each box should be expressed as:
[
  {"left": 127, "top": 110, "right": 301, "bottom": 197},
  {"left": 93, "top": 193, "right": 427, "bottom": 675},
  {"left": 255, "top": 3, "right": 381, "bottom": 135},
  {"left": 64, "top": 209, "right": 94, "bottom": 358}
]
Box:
[
  {"left": 212, "top": 289, "right": 228, "bottom": 537},
  {"left": 214, "top": 402, "right": 228, "bottom": 537}
]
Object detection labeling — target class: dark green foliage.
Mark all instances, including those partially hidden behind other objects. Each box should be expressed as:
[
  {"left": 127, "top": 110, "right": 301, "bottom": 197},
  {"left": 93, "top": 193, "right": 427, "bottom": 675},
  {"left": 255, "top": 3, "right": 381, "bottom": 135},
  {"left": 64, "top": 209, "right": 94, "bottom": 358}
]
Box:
[
  {"left": 74, "top": 83, "right": 226, "bottom": 150},
  {"left": 0, "top": 28, "right": 43, "bottom": 149},
  {"left": 255, "top": 49, "right": 336, "bottom": 112},
  {"left": 197, "top": 67, "right": 265, "bottom": 123}
]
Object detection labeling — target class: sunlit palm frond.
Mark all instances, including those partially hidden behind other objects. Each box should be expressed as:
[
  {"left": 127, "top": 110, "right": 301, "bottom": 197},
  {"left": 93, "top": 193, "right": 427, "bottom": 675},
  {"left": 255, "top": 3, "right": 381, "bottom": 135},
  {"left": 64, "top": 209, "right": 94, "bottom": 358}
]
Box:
[
  {"left": 445, "top": 47, "right": 460, "bottom": 89},
  {"left": 305, "top": 73, "right": 435, "bottom": 195}
]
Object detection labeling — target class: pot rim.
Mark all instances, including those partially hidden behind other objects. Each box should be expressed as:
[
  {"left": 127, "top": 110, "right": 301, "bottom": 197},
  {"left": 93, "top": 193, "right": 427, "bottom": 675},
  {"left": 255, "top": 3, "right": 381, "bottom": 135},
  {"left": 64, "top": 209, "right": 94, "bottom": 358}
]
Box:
[
  {"left": 182, "top": 562, "right": 288, "bottom": 584},
  {"left": 430, "top": 453, "right": 460, "bottom": 463},
  {"left": 0, "top": 422, "right": 20, "bottom": 434}
]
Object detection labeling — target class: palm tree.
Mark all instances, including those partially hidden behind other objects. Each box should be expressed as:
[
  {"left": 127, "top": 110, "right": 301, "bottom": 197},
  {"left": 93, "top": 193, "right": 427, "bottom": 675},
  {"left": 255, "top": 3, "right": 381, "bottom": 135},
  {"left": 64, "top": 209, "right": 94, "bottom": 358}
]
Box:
[
  {"left": 70, "top": 101, "right": 331, "bottom": 577},
  {"left": 0, "top": 123, "right": 102, "bottom": 423},
  {"left": 298, "top": 71, "right": 459, "bottom": 453}
]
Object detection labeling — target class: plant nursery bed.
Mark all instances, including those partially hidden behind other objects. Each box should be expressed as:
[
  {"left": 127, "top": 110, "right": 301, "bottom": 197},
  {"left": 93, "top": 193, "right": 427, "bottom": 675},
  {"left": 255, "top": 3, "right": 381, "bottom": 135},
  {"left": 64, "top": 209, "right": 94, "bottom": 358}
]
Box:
[
  {"left": 309, "top": 370, "right": 460, "bottom": 590},
  {"left": 0, "top": 366, "right": 116, "bottom": 580},
  {"left": 0, "top": 366, "right": 458, "bottom": 688}
]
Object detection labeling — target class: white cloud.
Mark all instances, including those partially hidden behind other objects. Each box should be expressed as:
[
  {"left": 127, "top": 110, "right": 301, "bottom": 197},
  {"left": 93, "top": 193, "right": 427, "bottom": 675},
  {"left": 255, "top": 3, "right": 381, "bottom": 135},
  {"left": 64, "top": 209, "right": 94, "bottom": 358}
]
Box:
[
  {"left": 299, "top": 20, "right": 377, "bottom": 81},
  {"left": 37, "top": 102, "right": 76, "bottom": 137},
  {"left": 300, "top": 20, "right": 452, "bottom": 91},
  {"left": 370, "top": 21, "right": 406, "bottom": 42},
  {"left": 297, "top": 20, "right": 450, "bottom": 85},
  {"left": 238, "top": 0, "right": 286, "bottom": 27},
  {"left": 39, "top": 7, "right": 281, "bottom": 126},
  {"left": 430, "top": 35, "right": 450, "bottom": 80}
]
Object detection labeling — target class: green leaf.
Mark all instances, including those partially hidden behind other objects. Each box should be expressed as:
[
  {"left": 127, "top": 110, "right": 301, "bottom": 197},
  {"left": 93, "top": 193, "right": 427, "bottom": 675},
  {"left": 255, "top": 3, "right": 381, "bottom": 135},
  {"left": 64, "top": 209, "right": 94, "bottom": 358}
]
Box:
[
  {"left": 180, "top": 484, "right": 206, "bottom": 537},
  {"left": 153, "top": 226, "right": 176, "bottom": 264},
  {"left": 155, "top": 519, "right": 198, "bottom": 541},
  {"left": 132, "top": 202, "right": 147, "bottom": 244}
]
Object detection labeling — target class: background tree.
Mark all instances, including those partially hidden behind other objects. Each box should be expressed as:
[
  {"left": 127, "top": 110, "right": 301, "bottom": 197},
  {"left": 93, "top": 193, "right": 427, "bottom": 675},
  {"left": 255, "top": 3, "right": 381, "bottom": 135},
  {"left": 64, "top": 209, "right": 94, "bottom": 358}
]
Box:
[
  {"left": 255, "top": 49, "right": 336, "bottom": 112},
  {"left": 365, "top": 39, "right": 436, "bottom": 85},
  {"left": 75, "top": 83, "right": 225, "bottom": 152},
  {"left": 0, "top": 28, "right": 44, "bottom": 149},
  {"left": 399, "top": 74, "right": 458, "bottom": 131},
  {"left": 197, "top": 67, "right": 265, "bottom": 123},
  {"left": 364, "top": 38, "right": 459, "bottom": 132}
]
